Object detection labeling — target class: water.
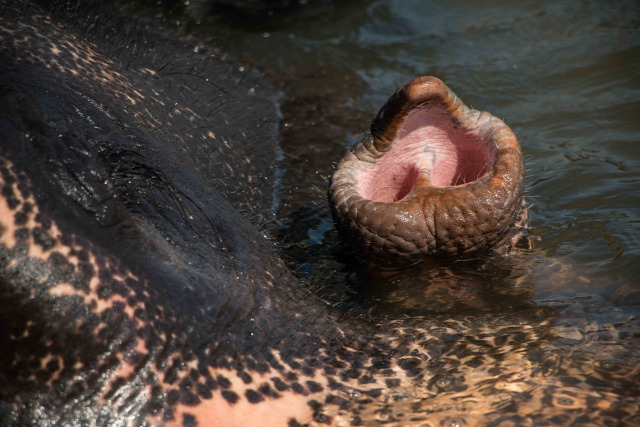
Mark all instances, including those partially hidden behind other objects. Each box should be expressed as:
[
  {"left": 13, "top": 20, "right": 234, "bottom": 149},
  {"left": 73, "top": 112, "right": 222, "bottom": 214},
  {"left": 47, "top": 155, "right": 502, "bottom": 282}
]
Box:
[
  {"left": 186, "top": 0, "right": 640, "bottom": 420},
  {"left": 192, "top": 0, "right": 639, "bottom": 302}
]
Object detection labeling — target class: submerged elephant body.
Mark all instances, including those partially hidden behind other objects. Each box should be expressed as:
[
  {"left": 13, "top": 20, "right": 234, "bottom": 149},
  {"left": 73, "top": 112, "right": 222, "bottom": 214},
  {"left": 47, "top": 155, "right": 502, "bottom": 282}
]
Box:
[{"left": 1, "top": 1, "right": 638, "bottom": 426}]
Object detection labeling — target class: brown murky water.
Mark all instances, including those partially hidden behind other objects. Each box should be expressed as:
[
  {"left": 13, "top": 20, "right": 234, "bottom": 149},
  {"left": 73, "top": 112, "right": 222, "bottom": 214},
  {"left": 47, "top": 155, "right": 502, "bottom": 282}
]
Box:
[{"left": 185, "top": 0, "right": 640, "bottom": 422}]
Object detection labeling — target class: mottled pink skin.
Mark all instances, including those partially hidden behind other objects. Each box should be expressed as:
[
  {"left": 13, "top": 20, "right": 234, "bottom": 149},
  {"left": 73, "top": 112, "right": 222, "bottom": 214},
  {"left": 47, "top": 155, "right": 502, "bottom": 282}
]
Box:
[{"left": 329, "top": 76, "right": 525, "bottom": 263}]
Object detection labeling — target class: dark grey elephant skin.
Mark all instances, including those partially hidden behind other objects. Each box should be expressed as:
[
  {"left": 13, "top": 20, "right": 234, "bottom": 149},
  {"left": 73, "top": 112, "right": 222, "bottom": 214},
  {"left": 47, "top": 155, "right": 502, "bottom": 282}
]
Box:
[
  {"left": 0, "top": 1, "right": 374, "bottom": 425},
  {"left": 1, "top": 1, "right": 638, "bottom": 426}
]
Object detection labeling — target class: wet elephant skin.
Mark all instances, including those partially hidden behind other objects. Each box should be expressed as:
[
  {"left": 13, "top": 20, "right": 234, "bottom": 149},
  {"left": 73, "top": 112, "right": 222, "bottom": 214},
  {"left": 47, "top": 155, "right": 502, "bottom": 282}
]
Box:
[
  {"left": 0, "top": 1, "right": 386, "bottom": 425},
  {"left": 2, "top": 1, "right": 639, "bottom": 427}
]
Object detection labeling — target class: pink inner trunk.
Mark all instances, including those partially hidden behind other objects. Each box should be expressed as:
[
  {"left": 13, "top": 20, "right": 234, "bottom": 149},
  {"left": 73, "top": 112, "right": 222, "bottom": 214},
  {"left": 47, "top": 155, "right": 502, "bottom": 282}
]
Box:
[{"left": 357, "top": 108, "right": 496, "bottom": 203}]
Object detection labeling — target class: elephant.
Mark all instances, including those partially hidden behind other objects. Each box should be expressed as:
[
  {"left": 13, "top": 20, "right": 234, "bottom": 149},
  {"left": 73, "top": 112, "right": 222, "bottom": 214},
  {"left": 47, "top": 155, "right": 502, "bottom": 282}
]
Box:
[
  {"left": 329, "top": 75, "right": 527, "bottom": 263},
  {"left": 1, "top": 0, "right": 638, "bottom": 426}
]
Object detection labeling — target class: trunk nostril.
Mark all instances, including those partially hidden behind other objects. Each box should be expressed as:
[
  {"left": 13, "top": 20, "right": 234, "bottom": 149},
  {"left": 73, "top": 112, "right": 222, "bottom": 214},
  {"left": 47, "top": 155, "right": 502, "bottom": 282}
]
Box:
[
  {"left": 329, "top": 76, "right": 525, "bottom": 263},
  {"left": 363, "top": 165, "right": 420, "bottom": 203},
  {"left": 355, "top": 107, "right": 496, "bottom": 203}
]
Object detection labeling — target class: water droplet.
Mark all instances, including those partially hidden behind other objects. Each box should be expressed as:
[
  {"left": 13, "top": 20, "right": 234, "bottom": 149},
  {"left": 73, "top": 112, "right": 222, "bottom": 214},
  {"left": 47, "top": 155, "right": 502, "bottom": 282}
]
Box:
[
  {"left": 556, "top": 396, "right": 574, "bottom": 406},
  {"left": 345, "top": 389, "right": 361, "bottom": 399},
  {"left": 437, "top": 377, "right": 452, "bottom": 388}
]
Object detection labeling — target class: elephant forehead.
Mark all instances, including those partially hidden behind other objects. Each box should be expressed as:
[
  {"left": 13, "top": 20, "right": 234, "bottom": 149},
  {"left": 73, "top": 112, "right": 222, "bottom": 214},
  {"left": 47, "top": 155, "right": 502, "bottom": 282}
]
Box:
[{"left": 0, "top": 2, "right": 391, "bottom": 425}]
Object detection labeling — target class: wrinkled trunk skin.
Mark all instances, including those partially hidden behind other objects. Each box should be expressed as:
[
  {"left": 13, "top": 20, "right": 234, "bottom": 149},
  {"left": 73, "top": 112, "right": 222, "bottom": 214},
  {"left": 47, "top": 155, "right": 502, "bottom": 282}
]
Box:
[{"left": 329, "top": 76, "right": 527, "bottom": 264}]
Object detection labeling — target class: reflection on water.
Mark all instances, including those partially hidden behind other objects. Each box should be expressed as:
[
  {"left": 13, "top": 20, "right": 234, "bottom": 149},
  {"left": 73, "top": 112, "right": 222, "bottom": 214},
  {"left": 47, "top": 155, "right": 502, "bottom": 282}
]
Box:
[{"left": 188, "top": 0, "right": 640, "bottom": 422}]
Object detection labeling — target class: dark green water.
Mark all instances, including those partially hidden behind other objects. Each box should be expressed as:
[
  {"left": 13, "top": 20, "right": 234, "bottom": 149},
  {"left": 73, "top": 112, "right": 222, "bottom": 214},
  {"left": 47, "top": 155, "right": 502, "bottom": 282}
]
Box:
[{"left": 186, "top": 0, "right": 640, "bottom": 418}]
